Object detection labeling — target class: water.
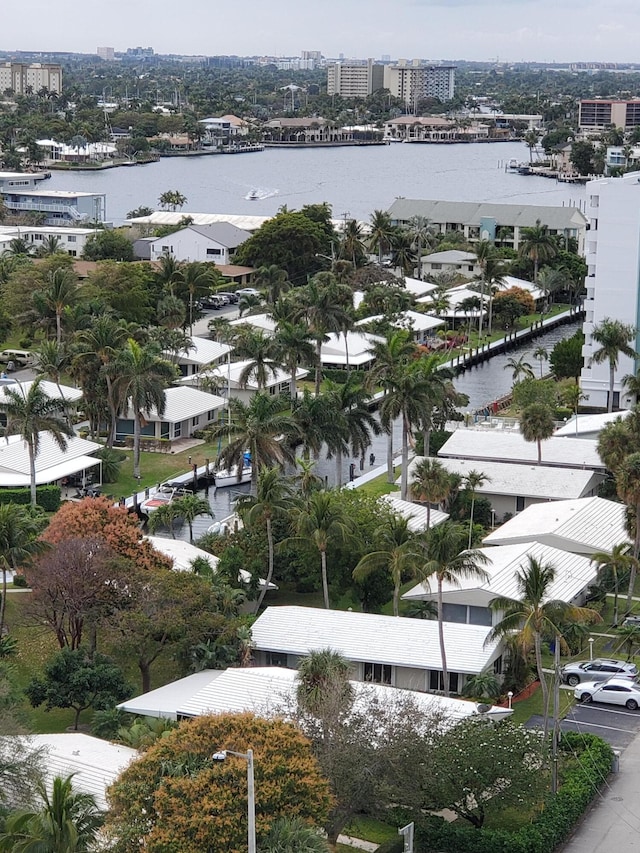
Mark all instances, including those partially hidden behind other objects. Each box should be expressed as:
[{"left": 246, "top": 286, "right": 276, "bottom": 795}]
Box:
[{"left": 44, "top": 141, "right": 586, "bottom": 225}]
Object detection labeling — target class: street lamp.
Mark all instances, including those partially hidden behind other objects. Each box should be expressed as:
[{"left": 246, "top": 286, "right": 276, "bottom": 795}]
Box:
[
  {"left": 212, "top": 749, "right": 256, "bottom": 853},
  {"left": 588, "top": 637, "right": 594, "bottom": 661},
  {"left": 507, "top": 691, "right": 513, "bottom": 709}
]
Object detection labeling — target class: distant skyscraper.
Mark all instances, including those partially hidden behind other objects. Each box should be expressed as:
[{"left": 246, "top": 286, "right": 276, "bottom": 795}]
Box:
[
  {"left": 382, "top": 54, "right": 391, "bottom": 62},
  {"left": 97, "top": 47, "right": 115, "bottom": 62}
]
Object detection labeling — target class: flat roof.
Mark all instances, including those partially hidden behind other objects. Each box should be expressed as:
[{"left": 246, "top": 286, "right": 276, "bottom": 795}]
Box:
[
  {"left": 128, "top": 211, "right": 271, "bottom": 232},
  {"left": 252, "top": 606, "right": 499, "bottom": 674},
  {"left": 3, "top": 189, "right": 102, "bottom": 199},
  {"left": 170, "top": 336, "right": 232, "bottom": 366},
  {"left": 421, "top": 250, "right": 477, "bottom": 263},
  {"left": 554, "top": 410, "right": 630, "bottom": 438}
]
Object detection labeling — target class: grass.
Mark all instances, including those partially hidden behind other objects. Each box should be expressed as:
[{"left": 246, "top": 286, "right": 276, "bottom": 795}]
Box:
[
  {"left": 357, "top": 468, "right": 401, "bottom": 498},
  {"left": 343, "top": 815, "right": 398, "bottom": 844}
]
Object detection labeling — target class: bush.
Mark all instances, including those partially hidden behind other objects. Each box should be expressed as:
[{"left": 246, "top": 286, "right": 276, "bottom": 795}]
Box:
[
  {"left": 11, "top": 574, "right": 27, "bottom": 588},
  {"left": 376, "top": 838, "right": 404, "bottom": 853},
  {"left": 0, "top": 485, "right": 61, "bottom": 512}
]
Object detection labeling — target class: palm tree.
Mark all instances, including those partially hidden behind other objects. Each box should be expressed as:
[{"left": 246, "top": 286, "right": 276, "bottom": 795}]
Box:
[
  {"left": 293, "top": 458, "right": 323, "bottom": 500},
  {"left": 155, "top": 253, "right": 182, "bottom": 295},
  {"left": 410, "top": 458, "right": 452, "bottom": 529},
  {"left": 174, "top": 493, "right": 214, "bottom": 542},
  {"left": 0, "top": 504, "right": 46, "bottom": 638},
  {"left": 536, "top": 267, "right": 566, "bottom": 312},
  {"left": 368, "top": 209, "right": 395, "bottom": 265},
  {"left": 0, "top": 377, "right": 73, "bottom": 506},
  {"left": 591, "top": 543, "right": 634, "bottom": 626},
  {"left": 296, "top": 648, "right": 354, "bottom": 720},
  {"left": 590, "top": 318, "right": 637, "bottom": 413},
  {"left": 504, "top": 354, "right": 534, "bottom": 384},
  {"left": 616, "top": 452, "right": 640, "bottom": 612},
  {"left": 488, "top": 556, "right": 601, "bottom": 737},
  {"left": 473, "top": 239, "right": 495, "bottom": 338},
  {"left": 39, "top": 267, "right": 78, "bottom": 343},
  {"left": 464, "top": 469, "right": 490, "bottom": 549},
  {"left": 520, "top": 403, "right": 555, "bottom": 465},
  {"left": 157, "top": 294, "right": 186, "bottom": 330},
  {"left": 288, "top": 491, "right": 356, "bottom": 608},
  {"left": 518, "top": 219, "right": 557, "bottom": 282},
  {"left": 353, "top": 515, "right": 416, "bottom": 616},
  {"left": 254, "top": 264, "right": 290, "bottom": 304},
  {"left": 623, "top": 369, "right": 640, "bottom": 405},
  {"left": 533, "top": 346, "right": 548, "bottom": 378},
  {"left": 290, "top": 389, "right": 333, "bottom": 462},
  {"left": 273, "top": 322, "right": 315, "bottom": 400},
  {"left": 598, "top": 417, "right": 633, "bottom": 472},
  {"left": 461, "top": 671, "right": 501, "bottom": 700},
  {"left": 236, "top": 467, "right": 294, "bottom": 613},
  {"left": 340, "top": 218, "right": 366, "bottom": 267},
  {"left": 36, "top": 340, "right": 72, "bottom": 415},
  {"left": 175, "top": 262, "right": 214, "bottom": 331},
  {"left": 483, "top": 255, "right": 506, "bottom": 337},
  {"left": 408, "top": 521, "right": 489, "bottom": 697},
  {"left": 390, "top": 230, "right": 416, "bottom": 275},
  {"left": 207, "top": 393, "right": 299, "bottom": 494},
  {"left": 111, "top": 339, "right": 176, "bottom": 479},
  {"left": 324, "top": 377, "right": 380, "bottom": 487},
  {"left": 407, "top": 215, "right": 435, "bottom": 280},
  {"left": 147, "top": 501, "right": 183, "bottom": 539},
  {"left": 615, "top": 623, "right": 640, "bottom": 661},
  {"left": 158, "top": 189, "right": 187, "bottom": 211},
  {"left": 367, "top": 331, "right": 417, "bottom": 483},
  {"left": 0, "top": 774, "right": 104, "bottom": 853},
  {"left": 37, "top": 235, "right": 63, "bottom": 257},
  {"left": 234, "top": 329, "right": 281, "bottom": 391}
]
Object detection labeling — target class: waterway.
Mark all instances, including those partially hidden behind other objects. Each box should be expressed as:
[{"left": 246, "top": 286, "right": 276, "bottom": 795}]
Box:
[{"left": 45, "top": 141, "right": 587, "bottom": 225}]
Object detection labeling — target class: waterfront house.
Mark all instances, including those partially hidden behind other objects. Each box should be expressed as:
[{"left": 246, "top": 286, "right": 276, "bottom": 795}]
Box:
[
  {"left": 262, "top": 118, "right": 353, "bottom": 144},
  {"left": 319, "top": 331, "right": 383, "bottom": 370},
  {"left": 148, "top": 223, "right": 251, "bottom": 265},
  {"left": 250, "top": 606, "right": 503, "bottom": 695},
  {"left": 115, "top": 386, "right": 226, "bottom": 445},
  {"left": 383, "top": 116, "right": 490, "bottom": 143},
  {"left": 355, "top": 309, "right": 443, "bottom": 344},
  {"left": 0, "top": 170, "right": 106, "bottom": 225},
  {"left": 179, "top": 359, "right": 307, "bottom": 403},
  {"left": 554, "top": 410, "right": 631, "bottom": 440},
  {"left": 379, "top": 493, "right": 449, "bottom": 531}
]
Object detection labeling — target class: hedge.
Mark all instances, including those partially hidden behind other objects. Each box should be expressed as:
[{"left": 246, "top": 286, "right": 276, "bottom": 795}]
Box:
[
  {"left": 416, "top": 733, "right": 613, "bottom": 853},
  {"left": 0, "top": 485, "right": 61, "bottom": 512}
]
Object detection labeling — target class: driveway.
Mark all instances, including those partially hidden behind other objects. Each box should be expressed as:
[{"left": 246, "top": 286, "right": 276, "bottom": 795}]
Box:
[{"left": 527, "top": 702, "right": 640, "bottom": 751}]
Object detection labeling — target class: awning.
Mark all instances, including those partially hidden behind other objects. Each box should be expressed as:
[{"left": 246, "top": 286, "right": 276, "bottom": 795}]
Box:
[{"left": 0, "top": 455, "right": 101, "bottom": 488}]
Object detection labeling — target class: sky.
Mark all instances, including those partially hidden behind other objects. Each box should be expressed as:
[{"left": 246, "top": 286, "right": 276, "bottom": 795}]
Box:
[{"left": 3, "top": 0, "right": 640, "bottom": 63}]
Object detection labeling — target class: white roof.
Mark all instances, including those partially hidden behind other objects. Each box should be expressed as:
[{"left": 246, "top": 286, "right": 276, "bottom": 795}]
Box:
[
  {"left": 180, "top": 359, "right": 307, "bottom": 391},
  {"left": 0, "top": 226, "right": 96, "bottom": 237},
  {"left": 127, "top": 211, "right": 270, "bottom": 232},
  {"left": 0, "top": 433, "right": 100, "bottom": 478},
  {"left": 252, "top": 606, "right": 500, "bottom": 674},
  {"left": 229, "top": 313, "right": 277, "bottom": 335},
  {"left": 438, "top": 430, "right": 605, "bottom": 471},
  {"left": 125, "top": 386, "right": 226, "bottom": 423},
  {"left": 9, "top": 189, "right": 100, "bottom": 199},
  {"left": 402, "top": 277, "right": 438, "bottom": 298},
  {"left": 415, "top": 456, "right": 601, "bottom": 501},
  {"left": 120, "top": 666, "right": 510, "bottom": 723},
  {"left": 499, "top": 275, "right": 544, "bottom": 302},
  {"left": 380, "top": 493, "right": 449, "bottom": 531},
  {"left": 419, "top": 285, "right": 486, "bottom": 318},
  {"left": 421, "top": 250, "right": 477, "bottom": 264},
  {"left": 25, "top": 734, "right": 137, "bottom": 809},
  {"left": 171, "top": 336, "right": 232, "bottom": 366},
  {"left": 403, "top": 541, "right": 597, "bottom": 605},
  {"left": 320, "top": 331, "right": 383, "bottom": 367},
  {"left": 0, "top": 379, "right": 82, "bottom": 404},
  {"left": 554, "top": 410, "right": 630, "bottom": 438},
  {"left": 483, "top": 496, "right": 628, "bottom": 554},
  {"left": 356, "top": 310, "right": 443, "bottom": 333},
  {"left": 0, "top": 454, "right": 100, "bottom": 488}
]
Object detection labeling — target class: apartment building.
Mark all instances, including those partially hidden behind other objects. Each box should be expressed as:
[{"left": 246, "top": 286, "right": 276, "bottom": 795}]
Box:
[
  {"left": 384, "top": 61, "right": 456, "bottom": 106},
  {"left": 0, "top": 62, "right": 62, "bottom": 94},
  {"left": 97, "top": 47, "right": 115, "bottom": 62},
  {"left": 581, "top": 172, "right": 640, "bottom": 410},
  {"left": 579, "top": 99, "right": 640, "bottom": 131},
  {"left": 327, "top": 59, "right": 384, "bottom": 98},
  {"left": 0, "top": 170, "right": 106, "bottom": 226}
]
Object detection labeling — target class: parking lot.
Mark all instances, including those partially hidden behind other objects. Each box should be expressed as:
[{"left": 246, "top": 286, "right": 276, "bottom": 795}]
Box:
[{"left": 528, "top": 701, "right": 640, "bottom": 751}]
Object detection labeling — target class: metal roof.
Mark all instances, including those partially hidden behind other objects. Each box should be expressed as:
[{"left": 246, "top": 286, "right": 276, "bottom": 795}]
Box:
[
  {"left": 170, "top": 336, "right": 232, "bottom": 366},
  {"left": 356, "top": 310, "right": 443, "bottom": 333},
  {"left": 388, "top": 198, "right": 588, "bottom": 230},
  {"left": 482, "top": 496, "right": 628, "bottom": 554},
  {"left": 422, "top": 250, "right": 477, "bottom": 263},
  {"left": 0, "top": 379, "right": 82, "bottom": 404},
  {"left": 554, "top": 410, "right": 630, "bottom": 438},
  {"left": 123, "top": 386, "right": 226, "bottom": 423},
  {"left": 150, "top": 223, "right": 252, "bottom": 249},
  {"left": 251, "top": 606, "right": 500, "bottom": 674},
  {"left": 380, "top": 493, "right": 449, "bottom": 531},
  {"left": 117, "top": 671, "right": 222, "bottom": 719},
  {"left": 0, "top": 433, "right": 100, "bottom": 477},
  {"left": 320, "top": 331, "right": 383, "bottom": 367},
  {"left": 127, "top": 211, "right": 271, "bottom": 232},
  {"left": 438, "top": 430, "right": 604, "bottom": 471},
  {"left": 403, "top": 541, "right": 597, "bottom": 605},
  {"left": 402, "top": 277, "right": 438, "bottom": 298}
]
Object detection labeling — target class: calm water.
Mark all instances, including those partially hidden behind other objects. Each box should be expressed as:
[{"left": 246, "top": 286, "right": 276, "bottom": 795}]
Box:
[{"left": 45, "top": 141, "right": 587, "bottom": 225}]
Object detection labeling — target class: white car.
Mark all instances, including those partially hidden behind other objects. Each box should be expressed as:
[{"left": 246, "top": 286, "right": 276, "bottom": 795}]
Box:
[
  {"left": 574, "top": 677, "right": 640, "bottom": 711},
  {"left": 236, "top": 288, "right": 260, "bottom": 298}
]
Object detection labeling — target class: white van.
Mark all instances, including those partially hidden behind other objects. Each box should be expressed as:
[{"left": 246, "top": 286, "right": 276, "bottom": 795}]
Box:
[{"left": 0, "top": 349, "right": 35, "bottom": 368}]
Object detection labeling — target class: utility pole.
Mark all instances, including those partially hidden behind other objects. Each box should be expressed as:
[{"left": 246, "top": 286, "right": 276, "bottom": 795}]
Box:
[{"left": 551, "top": 635, "right": 561, "bottom": 794}]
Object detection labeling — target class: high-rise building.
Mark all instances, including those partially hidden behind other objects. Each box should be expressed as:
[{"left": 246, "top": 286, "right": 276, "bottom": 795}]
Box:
[
  {"left": 384, "top": 61, "right": 455, "bottom": 106},
  {"left": 0, "top": 62, "right": 62, "bottom": 94},
  {"left": 327, "top": 59, "right": 384, "bottom": 98},
  {"left": 580, "top": 172, "right": 640, "bottom": 410},
  {"left": 579, "top": 99, "right": 640, "bottom": 131},
  {"left": 301, "top": 50, "right": 322, "bottom": 61},
  {"left": 97, "top": 47, "right": 115, "bottom": 62}
]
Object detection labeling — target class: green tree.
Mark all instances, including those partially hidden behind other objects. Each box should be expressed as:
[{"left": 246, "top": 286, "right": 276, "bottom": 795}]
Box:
[
  {"left": 273, "top": 322, "right": 315, "bottom": 400},
  {"left": 324, "top": 376, "right": 380, "bottom": 487},
  {"left": 616, "top": 452, "right": 640, "bottom": 612},
  {"left": 353, "top": 515, "right": 416, "bottom": 616},
  {"left": 408, "top": 521, "right": 489, "bottom": 697},
  {"left": 258, "top": 817, "right": 329, "bottom": 853},
  {"left": 504, "top": 353, "right": 535, "bottom": 384},
  {"left": 548, "top": 329, "right": 584, "bottom": 383},
  {"left": 464, "top": 469, "right": 490, "bottom": 549},
  {"left": 35, "top": 267, "right": 78, "bottom": 343},
  {"left": 590, "top": 317, "right": 637, "bottom": 413},
  {"left": 407, "top": 215, "right": 435, "bottom": 281},
  {"left": 0, "top": 504, "right": 46, "bottom": 640},
  {"left": 254, "top": 264, "right": 290, "bottom": 304},
  {"left": 570, "top": 140, "right": 597, "bottom": 176},
  {"left": 174, "top": 493, "right": 214, "bottom": 543},
  {"left": 520, "top": 402, "right": 556, "bottom": 464},
  {"left": 460, "top": 671, "right": 501, "bottom": 700},
  {"left": 518, "top": 219, "right": 557, "bottom": 282},
  {"left": 616, "top": 623, "right": 640, "bottom": 661},
  {"left": 82, "top": 230, "right": 134, "bottom": 261},
  {"left": 410, "top": 457, "right": 452, "bottom": 530},
  {"left": 0, "top": 377, "right": 73, "bottom": 505},
  {"left": 25, "top": 647, "right": 131, "bottom": 730},
  {"left": 533, "top": 345, "right": 548, "bottom": 378},
  {"left": 591, "top": 543, "right": 634, "bottom": 626},
  {"left": 368, "top": 209, "right": 394, "bottom": 266},
  {"left": 158, "top": 189, "right": 187, "bottom": 211},
  {"left": 234, "top": 329, "right": 282, "bottom": 391}
]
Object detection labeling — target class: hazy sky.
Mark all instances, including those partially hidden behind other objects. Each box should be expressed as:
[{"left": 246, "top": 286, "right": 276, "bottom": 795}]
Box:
[{"left": 3, "top": 0, "right": 640, "bottom": 63}]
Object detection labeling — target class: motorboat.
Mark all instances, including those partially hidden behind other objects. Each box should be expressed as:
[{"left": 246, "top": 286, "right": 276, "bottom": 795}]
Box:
[
  {"left": 247, "top": 189, "right": 259, "bottom": 200},
  {"left": 213, "top": 453, "right": 252, "bottom": 488},
  {"left": 139, "top": 483, "right": 192, "bottom": 515},
  {"left": 507, "top": 158, "right": 519, "bottom": 170}
]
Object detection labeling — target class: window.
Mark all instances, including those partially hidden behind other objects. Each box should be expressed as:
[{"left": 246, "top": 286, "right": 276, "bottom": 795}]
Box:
[
  {"left": 431, "top": 262, "right": 442, "bottom": 270},
  {"left": 206, "top": 247, "right": 223, "bottom": 256},
  {"left": 442, "top": 602, "right": 467, "bottom": 623},
  {"left": 33, "top": 233, "right": 43, "bottom": 240},
  {"left": 516, "top": 496, "right": 525, "bottom": 513},
  {"left": 67, "top": 235, "right": 76, "bottom": 242},
  {"left": 68, "top": 250, "right": 77, "bottom": 257},
  {"left": 266, "top": 651, "right": 288, "bottom": 667},
  {"left": 493, "top": 655, "right": 503, "bottom": 675},
  {"left": 469, "top": 605, "right": 492, "bottom": 627},
  {"left": 192, "top": 416, "right": 199, "bottom": 427},
  {"left": 429, "top": 671, "right": 459, "bottom": 693},
  {"left": 363, "top": 662, "right": 392, "bottom": 685},
  {"left": 174, "top": 422, "right": 181, "bottom": 438}
]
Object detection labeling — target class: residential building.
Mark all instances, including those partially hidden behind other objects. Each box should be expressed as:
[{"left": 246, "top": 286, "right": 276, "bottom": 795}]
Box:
[
  {"left": 0, "top": 432, "right": 101, "bottom": 490},
  {"left": 115, "top": 386, "right": 226, "bottom": 444},
  {"left": 0, "top": 172, "right": 106, "bottom": 225},
  {"left": 319, "top": 331, "right": 383, "bottom": 369},
  {"left": 166, "top": 336, "right": 233, "bottom": 377},
  {"left": 251, "top": 606, "right": 503, "bottom": 695},
  {"left": 148, "top": 223, "right": 251, "bottom": 264},
  {"left": 581, "top": 172, "right": 640, "bottom": 410},
  {"left": 327, "top": 59, "right": 385, "bottom": 98},
  {"left": 383, "top": 116, "right": 489, "bottom": 142},
  {"left": 384, "top": 62, "right": 456, "bottom": 106},
  {"left": 96, "top": 47, "right": 115, "bottom": 62},
  {"left": 379, "top": 493, "right": 449, "bottom": 531},
  {"left": 0, "top": 62, "right": 62, "bottom": 94},
  {"left": 33, "top": 138, "right": 118, "bottom": 164},
  {"left": 0, "top": 226, "right": 95, "bottom": 257},
  {"left": 197, "top": 115, "right": 250, "bottom": 147},
  {"left": 355, "top": 309, "right": 443, "bottom": 345},
  {"left": 579, "top": 99, "right": 640, "bottom": 131},
  {"left": 388, "top": 198, "right": 588, "bottom": 253},
  {"left": 127, "top": 210, "right": 270, "bottom": 233},
  {"left": 554, "top": 410, "right": 630, "bottom": 440},
  {"left": 420, "top": 250, "right": 481, "bottom": 279},
  {"left": 180, "top": 359, "right": 307, "bottom": 404},
  {"left": 262, "top": 118, "right": 354, "bottom": 145}
]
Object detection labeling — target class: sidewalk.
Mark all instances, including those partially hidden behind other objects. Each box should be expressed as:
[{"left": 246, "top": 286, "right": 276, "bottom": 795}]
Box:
[{"left": 561, "top": 726, "right": 640, "bottom": 849}]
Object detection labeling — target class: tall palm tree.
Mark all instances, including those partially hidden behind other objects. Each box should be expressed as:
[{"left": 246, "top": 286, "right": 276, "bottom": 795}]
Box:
[
  {"left": 36, "top": 340, "right": 72, "bottom": 414},
  {"left": 590, "top": 318, "right": 637, "bottom": 413},
  {"left": 623, "top": 369, "right": 640, "bottom": 405},
  {"left": 38, "top": 267, "right": 78, "bottom": 343},
  {"left": 410, "top": 458, "right": 452, "bottom": 530},
  {"left": 156, "top": 294, "right": 186, "bottom": 330},
  {"left": 353, "top": 515, "right": 416, "bottom": 616},
  {"left": 293, "top": 458, "right": 324, "bottom": 500},
  {"left": 236, "top": 467, "right": 294, "bottom": 613},
  {"left": 288, "top": 491, "right": 357, "bottom": 608},
  {"left": 464, "top": 469, "right": 490, "bottom": 549},
  {"left": 533, "top": 346, "right": 548, "bottom": 379},
  {"left": 520, "top": 403, "right": 555, "bottom": 465},
  {"left": 174, "top": 493, "right": 214, "bottom": 543},
  {"left": 324, "top": 377, "right": 380, "bottom": 487},
  {"left": 37, "top": 235, "right": 63, "bottom": 257},
  {"left": 390, "top": 230, "right": 416, "bottom": 276},
  {"left": 407, "top": 215, "right": 435, "bottom": 280},
  {"left": 598, "top": 417, "right": 633, "bottom": 472},
  {"left": 473, "top": 239, "right": 494, "bottom": 338},
  {"left": 488, "top": 556, "right": 600, "bottom": 737},
  {"left": 0, "top": 503, "right": 46, "bottom": 638},
  {"left": 592, "top": 543, "right": 635, "bottom": 626},
  {"left": 340, "top": 218, "right": 366, "bottom": 267},
  {"left": 155, "top": 253, "right": 182, "bottom": 295},
  {"left": 254, "top": 264, "right": 290, "bottom": 304},
  {"left": 0, "top": 377, "right": 73, "bottom": 506},
  {"left": 207, "top": 393, "right": 299, "bottom": 494},
  {"left": 368, "top": 209, "right": 395, "bottom": 266},
  {"left": 483, "top": 255, "right": 506, "bottom": 337},
  {"left": 616, "top": 452, "right": 640, "bottom": 612},
  {"left": 111, "top": 339, "right": 176, "bottom": 479},
  {"left": 290, "top": 389, "right": 333, "bottom": 462},
  {"left": 234, "top": 328, "right": 281, "bottom": 391},
  {"left": 175, "top": 262, "right": 214, "bottom": 331},
  {"left": 367, "top": 331, "right": 418, "bottom": 483},
  {"left": 408, "top": 521, "right": 489, "bottom": 697},
  {"left": 518, "top": 219, "right": 557, "bottom": 282},
  {"left": 273, "top": 321, "right": 316, "bottom": 400},
  {"left": 0, "top": 774, "right": 104, "bottom": 853},
  {"left": 504, "top": 354, "right": 534, "bottom": 384},
  {"left": 536, "top": 267, "right": 567, "bottom": 312}
]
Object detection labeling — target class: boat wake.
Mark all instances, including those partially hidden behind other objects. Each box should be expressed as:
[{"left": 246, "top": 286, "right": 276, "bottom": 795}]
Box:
[{"left": 245, "top": 187, "right": 279, "bottom": 201}]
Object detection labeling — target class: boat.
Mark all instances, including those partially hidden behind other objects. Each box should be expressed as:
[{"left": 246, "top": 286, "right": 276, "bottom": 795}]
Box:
[
  {"left": 213, "top": 453, "right": 252, "bottom": 488},
  {"left": 247, "top": 189, "right": 259, "bottom": 200},
  {"left": 507, "top": 158, "right": 519, "bottom": 170},
  {"left": 139, "top": 483, "right": 192, "bottom": 515},
  {"left": 382, "top": 135, "right": 403, "bottom": 144}
]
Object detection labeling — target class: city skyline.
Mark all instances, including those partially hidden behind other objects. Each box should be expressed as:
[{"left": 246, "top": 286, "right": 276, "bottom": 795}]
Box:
[{"left": 2, "top": 0, "right": 640, "bottom": 63}]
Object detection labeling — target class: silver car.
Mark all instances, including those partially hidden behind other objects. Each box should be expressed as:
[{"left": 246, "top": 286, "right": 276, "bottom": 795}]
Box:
[
  {"left": 561, "top": 658, "right": 638, "bottom": 687},
  {"left": 574, "top": 678, "right": 640, "bottom": 710}
]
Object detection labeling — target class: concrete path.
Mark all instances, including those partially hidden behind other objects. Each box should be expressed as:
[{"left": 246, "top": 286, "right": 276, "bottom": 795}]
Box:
[{"left": 336, "top": 835, "right": 379, "bottom": 851}]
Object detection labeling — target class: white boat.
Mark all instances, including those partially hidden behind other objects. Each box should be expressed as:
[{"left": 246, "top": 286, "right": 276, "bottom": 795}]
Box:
[
  {"left": 507, "top": 158, "right": 519, "bottom": 170},
  {"left": 214, "top": 453, "right": 252, "bottom": 488},
  {"left": 139, "top": 483, "right": 191, "bottom": 515},
  {"left": 247, "top": 189, "right": 259, "bottom": 200},
  {"left": 382, "top": 135, "right": 403, "bottom": 143}
]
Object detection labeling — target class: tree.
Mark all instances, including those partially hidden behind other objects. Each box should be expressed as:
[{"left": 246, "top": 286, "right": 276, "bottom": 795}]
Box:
[
  {"left": 105, "top": 713, "right": 332, "bottom": 853},
  {"left": 207, "top": 393, "right": 299, "bottom": 495},
  {"left": 147, "top": 500, "right": 183, "bottom": 539},
  {"left": 570, "top": 140, "right": 597, "bottom": 176},
  {"left": 340, "top": 218, "right": 367, "bottom": 267},
  {"left": 0, "top": 377, "right": 73, "bottom": 505},
  {"left": 297, "top": 649, "right": 354, "bottom": 723},
  {"left": 25, "top": 647, "right": 131, "bottom": 730},
  {"left": 590, "top": 317, "right": 637, "bottom": 413},
  {"left": 158, "top": 189, "right": 187, "bottom": 211},
  {"left": 410, "top": 458, "right": 452, "bottom": 530},
  {"left": 518, "top": 219, "right": 557, "bottom": 282},
  {"left": 174, "top": 493, "right": 214, "bottom": 543},
  {"left": 616, "top": 452, "right": 640, "bottom": 612},
  {"left": 82, "top": 230, "right": 134, "bottom": 261},
  {"left": 591, "top": 543, "right": 634, "bottom": 626},
  {"left": 520, "top": 402, "right": 556, "bottom": 464},
  {"left": 353, "top": 515, "right": 416, "bottom": 616},
  {"left": 175, "top": 261, "right": 215, "bottom": 331},
  {"left": 324, "top": 376, "right": 380, "bottom": 487},
  {"left": 408, "top": 521, "right": 488, "bottom": 697},
  {"left": 234, "top": 329, "right": 282, "bottom": 391},
  {"left": 258, "top": 816, "right": 330, "bottom": 853},
  {"left": 288, "top": 491, "right": 357, "bottom": 609},
  {"left": 407, "top": 215, "right": 435, "bottom": 280},
  {"left": 235, "top": 468, "right": 294, "bottom": 613},
  {"left": 111, "top": 339, "right": 176, "bottom": 479},
  {"left": 504, "top": 353, "right": 535, "bottom": 384},
  {"left": 273, "top": 322, "right": 315, "bottom": 400},
  {"left": 550, "top": 330, "right": 584, "bottom": 382},
  {"left": 537, "top": 267, "right": 567, "bottom": 312},
  {"left": 488, "top": 556, "right": 601, "bottom": 737},
  {"left": 464, "top": 469, "right": 490, "bottom": 549},
  {"left": 0, "top": 775, "right": 104, "bottom": 853},
  {"left": 35, "top": 267, "right": 78, "bottom": 344},
  {"left": 460, "top": 671, "right": 501, "bottom": 700},
  {"left": 0, "top": 504, "right": 46, "bottom": 640},
  {"left": 533, "top": 346, "right": 548, "bottom": 378},
  {"left": 254, "top": 264, "right": 290, "bottom": 304},
  {"left": 598, "top": 416, "right": 635, "bottom": 472},
  {"left": 615, "top": 623, "right": 640, "bottom": 661},
  {"left": 368, "top": 209, "right": 394, "bottom": 266}
]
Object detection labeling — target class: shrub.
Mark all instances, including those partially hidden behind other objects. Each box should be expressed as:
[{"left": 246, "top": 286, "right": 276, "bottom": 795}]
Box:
[
  {"left": 0, "top": 485, "right": 61, "bottom": 512},
  {"left": 11, "top": 574, "right": 27, "bottom": 588}
]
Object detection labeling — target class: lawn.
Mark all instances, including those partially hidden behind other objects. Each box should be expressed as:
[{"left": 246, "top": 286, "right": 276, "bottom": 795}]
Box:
[
  {"left": 357, "top": 468, "right": 400, "bottom": 498},
  {"left": 343, "top": 815, "right": 398, "bottom": 844}
]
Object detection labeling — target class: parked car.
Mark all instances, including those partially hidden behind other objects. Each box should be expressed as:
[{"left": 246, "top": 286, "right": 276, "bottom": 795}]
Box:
[
  {"left": 202, "top": 295, "right": 228, "bottom": 310},
  {"left": 623, "top": 615, "right": 640, "bottom": 627},
  {"left": 561, "top": 658, "right": 638, "bottom": 686},
  {"left": 574, "top": 677, "right": 640, "bottom": 710},
  {"left": 236, "top": 287, "right": 261, "bottom": 298},
  {"left": 216, "top": 291, "right": 239, "bottom": 304}
]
